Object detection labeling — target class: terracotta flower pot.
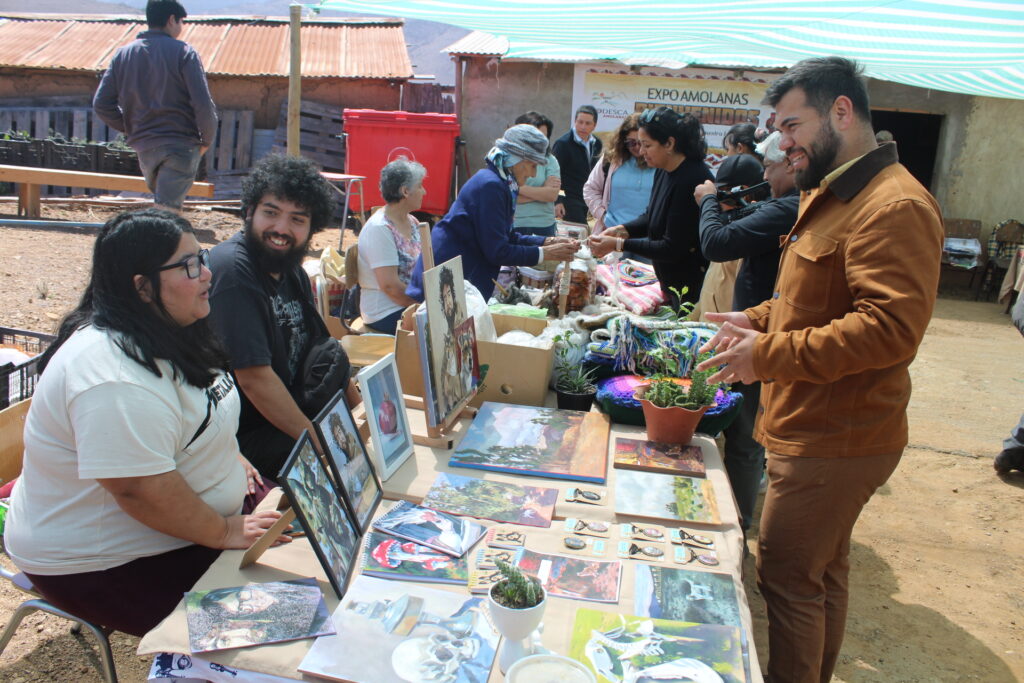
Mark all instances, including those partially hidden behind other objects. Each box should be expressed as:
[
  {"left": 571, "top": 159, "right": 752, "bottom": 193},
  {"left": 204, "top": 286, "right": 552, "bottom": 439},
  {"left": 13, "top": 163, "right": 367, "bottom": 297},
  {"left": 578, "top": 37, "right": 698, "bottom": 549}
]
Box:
[{"left": 634, "top": 384, "right": 709, "bottom": 444}]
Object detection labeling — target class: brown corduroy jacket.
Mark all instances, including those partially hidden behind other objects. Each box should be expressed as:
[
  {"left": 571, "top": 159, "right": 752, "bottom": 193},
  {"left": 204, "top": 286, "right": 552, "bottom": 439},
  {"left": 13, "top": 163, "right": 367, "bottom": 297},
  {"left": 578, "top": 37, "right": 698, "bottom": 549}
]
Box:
[{"left": 744, "top": 143, "right": 943, "bottom": 457}]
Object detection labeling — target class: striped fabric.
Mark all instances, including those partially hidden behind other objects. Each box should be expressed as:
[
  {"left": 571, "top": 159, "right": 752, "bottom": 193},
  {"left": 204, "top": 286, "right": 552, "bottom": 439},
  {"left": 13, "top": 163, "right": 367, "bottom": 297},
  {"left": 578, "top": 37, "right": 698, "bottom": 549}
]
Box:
[{"left": 316, "top": 0, "right": 1024, "bottom": 100}]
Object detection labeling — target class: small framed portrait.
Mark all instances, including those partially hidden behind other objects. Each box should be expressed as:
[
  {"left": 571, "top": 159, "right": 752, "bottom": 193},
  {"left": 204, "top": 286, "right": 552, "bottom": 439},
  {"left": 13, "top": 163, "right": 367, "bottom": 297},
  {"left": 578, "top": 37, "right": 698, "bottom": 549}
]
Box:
[
  {"left": 314, "top": 390, "right": 382, "bottom": 533},
  {"left": 356, "top": 353, "right": 415, "bottom": 482},
  {"left": 279, "top": 432, "right": 362, "bottom": 598}
]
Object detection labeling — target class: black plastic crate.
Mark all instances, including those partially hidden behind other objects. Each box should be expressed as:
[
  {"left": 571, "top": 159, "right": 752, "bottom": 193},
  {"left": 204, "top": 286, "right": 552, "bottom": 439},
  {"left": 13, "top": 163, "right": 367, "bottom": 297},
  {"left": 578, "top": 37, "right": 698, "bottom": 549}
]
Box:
[
  {"left": 1, "top": 327, "right": 55, "bottom": 410},
  {"left": 97, "top": 146, "right": 141, "bottom": 176},
  {"left": 45, "top": 140, "right": 99, "bottom": 172},
  {"left": 9, "top": 139, "right": 45, "bottom": 167}
]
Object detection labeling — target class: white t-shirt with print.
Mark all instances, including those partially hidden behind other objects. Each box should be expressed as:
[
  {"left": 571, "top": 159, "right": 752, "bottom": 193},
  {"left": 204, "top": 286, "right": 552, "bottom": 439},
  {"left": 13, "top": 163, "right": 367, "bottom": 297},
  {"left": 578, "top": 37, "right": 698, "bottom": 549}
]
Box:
[
  {"left": 357, "top": 209, "right": 420, "bottom": 324},
  {"left": 5, "top": 325, "right": 247, "bottom": 575}
]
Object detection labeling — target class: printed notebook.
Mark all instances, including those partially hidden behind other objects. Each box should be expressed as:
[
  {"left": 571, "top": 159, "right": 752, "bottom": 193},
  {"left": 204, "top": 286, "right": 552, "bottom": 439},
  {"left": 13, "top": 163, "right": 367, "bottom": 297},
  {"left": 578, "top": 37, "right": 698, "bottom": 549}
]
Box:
[
  {"left": 360, "top": 530, "right": 468, "bottom": 585},
  {"left": 372, "top": 499, "right": 486, "bottom": 557}
]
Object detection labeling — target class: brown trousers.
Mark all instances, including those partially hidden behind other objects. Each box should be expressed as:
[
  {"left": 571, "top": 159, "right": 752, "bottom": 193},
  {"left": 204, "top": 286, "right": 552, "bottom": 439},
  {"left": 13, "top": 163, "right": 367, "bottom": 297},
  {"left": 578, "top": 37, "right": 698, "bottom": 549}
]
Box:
[{"left": 757, "top": 450, "right": 901, "bottom": 683}]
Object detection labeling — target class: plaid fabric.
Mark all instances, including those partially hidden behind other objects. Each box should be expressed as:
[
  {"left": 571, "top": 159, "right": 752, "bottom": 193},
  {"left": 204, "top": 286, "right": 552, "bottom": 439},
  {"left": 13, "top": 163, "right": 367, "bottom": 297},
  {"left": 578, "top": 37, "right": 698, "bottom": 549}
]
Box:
[
  {"left": 989, "top": 219, "right": 1024, "bottom": 260},
  {"left": 595, "top": 263, "right": 666, "bottom": 315}
]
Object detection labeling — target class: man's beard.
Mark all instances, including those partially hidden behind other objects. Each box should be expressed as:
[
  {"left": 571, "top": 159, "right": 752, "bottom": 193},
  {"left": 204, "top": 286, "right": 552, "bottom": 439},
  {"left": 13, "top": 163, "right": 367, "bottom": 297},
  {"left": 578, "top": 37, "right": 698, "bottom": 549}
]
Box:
[
  {"left": 243, "top": 218, "right": 309, "bottom": 275},
  {"left": 794, "top": 119, "right": 841, "bottom": 191}
]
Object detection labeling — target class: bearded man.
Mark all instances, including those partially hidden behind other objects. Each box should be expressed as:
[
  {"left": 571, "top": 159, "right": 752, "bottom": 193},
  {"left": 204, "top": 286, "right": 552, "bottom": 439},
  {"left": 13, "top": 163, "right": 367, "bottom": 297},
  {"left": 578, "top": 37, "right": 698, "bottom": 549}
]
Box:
[
  {"left": 696, "top": 57, "right": 943, "bottom": 683},
  {"left": 208, "top": 154, "right": 357, "bottom": 478}
]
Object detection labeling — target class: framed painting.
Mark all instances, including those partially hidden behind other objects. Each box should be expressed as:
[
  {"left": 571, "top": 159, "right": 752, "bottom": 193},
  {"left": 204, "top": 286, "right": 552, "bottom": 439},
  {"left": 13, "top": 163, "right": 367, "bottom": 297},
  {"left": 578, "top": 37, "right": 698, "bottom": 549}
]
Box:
[
  {"left": 355, "top": 353, "right": 415, "bottom": 482},
  {"left": 280, "top": 431, "right": 363, "bottom": 598},
  {"left": 314, "top": 389, "right": 383, "bottom": 532}
]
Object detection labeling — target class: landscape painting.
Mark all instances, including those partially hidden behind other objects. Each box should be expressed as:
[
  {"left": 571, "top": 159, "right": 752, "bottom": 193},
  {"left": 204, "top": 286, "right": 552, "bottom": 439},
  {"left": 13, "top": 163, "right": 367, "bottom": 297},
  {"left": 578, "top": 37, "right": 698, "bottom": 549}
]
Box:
[
  {"left": 568, "top": 608, "right": 747, "bottom": 683},
  {"left": 615, "top": 470, "right": 720, "bottom": 524},
  {"left": 516, "top": 549, "right": 621, "bottom": 603},
  {"left": 613, "top": 437, "right": 706, "bottom": 477},
  {"left": 421, "top": 472, "right": 558, "bottom": 528},
  {"left": 634, "top": 564, "right": 741, "bottom": 628},
  {"left": 449, "top": 402, "right": 610, "bottom": 483}
]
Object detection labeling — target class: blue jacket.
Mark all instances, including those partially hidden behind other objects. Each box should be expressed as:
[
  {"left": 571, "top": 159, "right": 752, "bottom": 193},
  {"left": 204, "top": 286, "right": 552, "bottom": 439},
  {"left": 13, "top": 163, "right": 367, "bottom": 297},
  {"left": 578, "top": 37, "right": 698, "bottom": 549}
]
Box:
[{"left": 407, "top": 163, "right": 545, "bottom": 301}]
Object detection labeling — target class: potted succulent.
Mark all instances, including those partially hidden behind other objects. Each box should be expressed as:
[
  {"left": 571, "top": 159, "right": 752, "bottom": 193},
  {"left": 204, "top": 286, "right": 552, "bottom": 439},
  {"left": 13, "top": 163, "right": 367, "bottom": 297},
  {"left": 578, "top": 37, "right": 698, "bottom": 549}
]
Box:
[
  {"left": 635, "top": 351, "right": 721, "bottom": 444},
  {"left": 487, "top": 560, "right": 547, "bottom": 674},
  {"left": 552, "top": 332, "right": 597, "bottom": 411}
]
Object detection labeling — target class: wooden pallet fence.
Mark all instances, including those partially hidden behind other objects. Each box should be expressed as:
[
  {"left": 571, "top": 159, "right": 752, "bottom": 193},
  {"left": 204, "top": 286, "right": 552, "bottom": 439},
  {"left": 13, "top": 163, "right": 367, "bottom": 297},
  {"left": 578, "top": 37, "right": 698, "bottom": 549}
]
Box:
[
  {"left": 271, "top": 100, "right": 345, "bottom": 172},
  {"left": 205, "top": 109, "right": 255, "bottom": 175}
]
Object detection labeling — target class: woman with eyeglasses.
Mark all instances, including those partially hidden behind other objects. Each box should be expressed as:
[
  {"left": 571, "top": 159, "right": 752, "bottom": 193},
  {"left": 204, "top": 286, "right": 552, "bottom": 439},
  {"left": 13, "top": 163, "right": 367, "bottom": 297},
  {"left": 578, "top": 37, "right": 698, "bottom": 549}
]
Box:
[
  {"left": 583, "top": 113, "right": 655, "bottom": 236},
  {"left": 4, "top": 209, "right": 288, "bottom": 637},
  {"left": 589, "top": 106, "right": 714, "bottom": 309}
]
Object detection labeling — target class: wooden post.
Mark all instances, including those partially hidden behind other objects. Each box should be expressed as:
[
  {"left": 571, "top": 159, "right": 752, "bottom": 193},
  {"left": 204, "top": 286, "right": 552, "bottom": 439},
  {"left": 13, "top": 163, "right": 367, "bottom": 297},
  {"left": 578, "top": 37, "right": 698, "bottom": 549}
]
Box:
[
  {"left": 418, "top": 221, "right": 434, "bottom": 270},
  {"left": 287, "top": 4, "right": 302, "bottom": 157}
]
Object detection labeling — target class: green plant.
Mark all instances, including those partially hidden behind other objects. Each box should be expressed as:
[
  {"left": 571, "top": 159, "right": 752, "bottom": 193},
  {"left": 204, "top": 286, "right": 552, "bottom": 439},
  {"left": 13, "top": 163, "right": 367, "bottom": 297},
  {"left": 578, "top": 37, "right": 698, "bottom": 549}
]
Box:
[
  {"left": 681, "top": 351, "right": 722, "bottom": 410},
  {"left": 552, "top": 332, "right": 596, "bottom": 394},
  {"left": 491, "top": 560, "right": 544, "bottom": 609}
]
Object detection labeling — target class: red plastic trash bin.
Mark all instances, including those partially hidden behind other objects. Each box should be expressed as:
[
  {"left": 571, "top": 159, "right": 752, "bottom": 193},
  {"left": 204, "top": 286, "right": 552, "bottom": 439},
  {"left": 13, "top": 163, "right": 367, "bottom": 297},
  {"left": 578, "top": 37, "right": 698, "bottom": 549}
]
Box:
[{"left": 342, "top": 109, "right": 460, "bottom": 216}]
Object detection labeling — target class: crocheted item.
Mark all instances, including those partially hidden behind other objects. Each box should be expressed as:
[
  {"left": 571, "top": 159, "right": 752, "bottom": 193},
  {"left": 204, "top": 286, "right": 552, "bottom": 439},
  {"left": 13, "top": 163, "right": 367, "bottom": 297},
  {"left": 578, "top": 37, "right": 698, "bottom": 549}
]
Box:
[{"left": 617, "top": 260, "right": 658, "bottom": 287}]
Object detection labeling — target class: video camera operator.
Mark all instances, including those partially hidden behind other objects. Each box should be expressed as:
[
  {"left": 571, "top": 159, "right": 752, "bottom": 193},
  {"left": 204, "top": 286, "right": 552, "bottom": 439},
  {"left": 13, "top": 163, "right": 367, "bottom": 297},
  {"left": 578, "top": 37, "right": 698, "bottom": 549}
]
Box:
[{"left": 691, "top": 131, "right": 799, "bottom": 532}]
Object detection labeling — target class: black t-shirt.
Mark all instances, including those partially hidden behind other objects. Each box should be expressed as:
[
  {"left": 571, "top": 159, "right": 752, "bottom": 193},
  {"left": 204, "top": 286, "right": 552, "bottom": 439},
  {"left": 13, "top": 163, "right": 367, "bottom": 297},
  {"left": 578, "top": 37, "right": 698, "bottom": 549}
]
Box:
[{"left": 207, "top": 231, "right": 323, "bottom": 434}]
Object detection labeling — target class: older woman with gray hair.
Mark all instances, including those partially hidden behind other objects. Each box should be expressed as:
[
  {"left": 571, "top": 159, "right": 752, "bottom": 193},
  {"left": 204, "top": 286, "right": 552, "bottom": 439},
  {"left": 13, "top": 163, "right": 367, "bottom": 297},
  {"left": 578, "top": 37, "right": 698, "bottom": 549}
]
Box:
[
  {"left": 406, "top": 124, "right": 578, "bottom": 301},
  {"left": 357, "top": 158, "right": 426, "bottom": 333}
]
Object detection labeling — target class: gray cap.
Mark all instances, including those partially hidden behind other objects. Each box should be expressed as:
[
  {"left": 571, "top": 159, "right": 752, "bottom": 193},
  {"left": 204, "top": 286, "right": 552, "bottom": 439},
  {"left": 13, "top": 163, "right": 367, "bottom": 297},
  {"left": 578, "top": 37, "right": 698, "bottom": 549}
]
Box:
[{"left": 495, "top": 124, "right": 549, "bottom": 165}]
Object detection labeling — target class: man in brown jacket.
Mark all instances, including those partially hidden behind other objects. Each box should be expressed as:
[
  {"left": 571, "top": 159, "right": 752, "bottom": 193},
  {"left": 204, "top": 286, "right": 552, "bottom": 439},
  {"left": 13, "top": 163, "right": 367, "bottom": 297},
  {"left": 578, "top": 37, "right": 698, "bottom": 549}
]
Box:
[{"left": 698, "top": 57, "right": 943, "bottom": 682}]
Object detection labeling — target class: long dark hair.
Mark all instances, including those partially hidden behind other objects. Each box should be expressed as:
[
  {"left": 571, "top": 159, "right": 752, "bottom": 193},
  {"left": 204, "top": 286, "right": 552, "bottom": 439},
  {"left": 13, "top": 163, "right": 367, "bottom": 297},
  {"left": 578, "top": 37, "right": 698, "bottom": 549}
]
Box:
[{"left": 40, "top": 209, "right": 229, "bottom": 388}]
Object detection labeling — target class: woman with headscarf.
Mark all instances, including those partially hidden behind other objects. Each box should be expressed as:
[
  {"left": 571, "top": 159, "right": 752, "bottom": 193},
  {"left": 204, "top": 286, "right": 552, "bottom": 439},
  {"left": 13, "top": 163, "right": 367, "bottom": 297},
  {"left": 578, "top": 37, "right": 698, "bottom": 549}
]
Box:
[{"left": 406, "top": 124, "right": 578, "bottom": 302}]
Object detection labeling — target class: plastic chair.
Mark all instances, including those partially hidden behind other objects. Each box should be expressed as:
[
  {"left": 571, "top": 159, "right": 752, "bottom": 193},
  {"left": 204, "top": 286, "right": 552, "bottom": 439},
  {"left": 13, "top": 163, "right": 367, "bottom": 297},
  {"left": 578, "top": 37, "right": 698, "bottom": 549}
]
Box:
[{"left": 0, "top": 564, "right": 119, "bottom": 683}]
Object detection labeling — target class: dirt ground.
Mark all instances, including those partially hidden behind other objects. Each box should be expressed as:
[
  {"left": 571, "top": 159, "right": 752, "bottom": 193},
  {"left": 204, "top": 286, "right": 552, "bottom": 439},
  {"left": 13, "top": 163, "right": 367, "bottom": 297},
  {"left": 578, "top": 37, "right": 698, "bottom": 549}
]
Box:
[{"left": 0, "top": 205, "right": 1022, "bottom": 682}]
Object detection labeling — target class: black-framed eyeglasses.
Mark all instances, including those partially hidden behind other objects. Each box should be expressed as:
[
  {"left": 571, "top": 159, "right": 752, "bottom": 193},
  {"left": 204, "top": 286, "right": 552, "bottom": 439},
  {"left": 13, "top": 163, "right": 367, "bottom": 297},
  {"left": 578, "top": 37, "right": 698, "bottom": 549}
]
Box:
[{"left": 156, "top": 248, "right": 209, "bottom": 279}]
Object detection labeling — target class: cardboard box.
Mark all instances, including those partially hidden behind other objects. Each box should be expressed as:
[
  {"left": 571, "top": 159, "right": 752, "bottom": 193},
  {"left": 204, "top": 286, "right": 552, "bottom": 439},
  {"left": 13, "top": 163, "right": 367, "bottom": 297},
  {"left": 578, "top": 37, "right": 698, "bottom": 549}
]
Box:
[{"left": 395, "top": 313, "right": 553, "bottom": 408}]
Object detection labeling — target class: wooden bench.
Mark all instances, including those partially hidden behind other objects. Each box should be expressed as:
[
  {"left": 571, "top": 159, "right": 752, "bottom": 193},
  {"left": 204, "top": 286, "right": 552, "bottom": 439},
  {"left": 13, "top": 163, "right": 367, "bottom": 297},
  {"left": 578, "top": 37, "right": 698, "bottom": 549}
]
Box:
[{"left": 0, "top": 164, "right": 214, "bottom": 218}]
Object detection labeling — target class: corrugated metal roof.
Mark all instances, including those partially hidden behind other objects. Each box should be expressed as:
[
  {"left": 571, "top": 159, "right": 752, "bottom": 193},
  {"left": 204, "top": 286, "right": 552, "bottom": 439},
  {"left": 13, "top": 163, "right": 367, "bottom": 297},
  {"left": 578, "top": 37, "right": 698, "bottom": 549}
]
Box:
[
  {"left": 444, "top": 30, "right": 507, "bottom": 57},
  {"left": 0, "top": 14, "right": 413, "bottom": 79}
]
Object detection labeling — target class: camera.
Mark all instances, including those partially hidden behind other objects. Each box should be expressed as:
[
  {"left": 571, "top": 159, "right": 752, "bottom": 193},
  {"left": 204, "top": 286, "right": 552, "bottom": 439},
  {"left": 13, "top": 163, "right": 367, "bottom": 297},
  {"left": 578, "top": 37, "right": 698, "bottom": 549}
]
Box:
[{"left": 716, "top": 181, "right": 770, "bottom": 205}]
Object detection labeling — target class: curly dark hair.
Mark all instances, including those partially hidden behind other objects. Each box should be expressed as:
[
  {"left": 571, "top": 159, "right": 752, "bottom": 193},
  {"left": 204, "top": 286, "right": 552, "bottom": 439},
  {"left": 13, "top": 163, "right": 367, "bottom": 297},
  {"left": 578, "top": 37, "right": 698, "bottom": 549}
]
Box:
[
  {"left": 241, "top": 154, "right": 335, "bottom": 233},
  {"left": 639, "top": 107, "right": 707, "bottom": 160},
  {"left": 40, "top": 209, "right": 229, "bottom": 388}
]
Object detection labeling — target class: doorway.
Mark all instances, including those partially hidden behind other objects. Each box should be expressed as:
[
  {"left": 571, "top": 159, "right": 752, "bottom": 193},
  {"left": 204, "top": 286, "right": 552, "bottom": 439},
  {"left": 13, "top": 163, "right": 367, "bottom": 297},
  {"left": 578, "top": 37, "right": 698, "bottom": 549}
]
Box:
[{"left": 870, "top": 110, "right": 943, "bottom": 191}]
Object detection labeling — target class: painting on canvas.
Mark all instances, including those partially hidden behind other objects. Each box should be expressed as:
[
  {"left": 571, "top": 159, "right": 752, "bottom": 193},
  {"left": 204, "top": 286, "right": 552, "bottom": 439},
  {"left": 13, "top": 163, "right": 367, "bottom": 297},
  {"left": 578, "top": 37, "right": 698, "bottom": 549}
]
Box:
[
  {"left": 613, "top": 437, "right": 705, "bottom": 477},
  {"left": 421, "top": 472, "right": 558, "bottom": 528},
  {"left": 422, "top": 256, "right": 473, "bottom": 424},
  {"left": 568, "top": 608, "right": 746, "bottom": 683},
  {"left": 357, "top": 353, "right": 415, "bottom": 481},
  {"left": 615, "top": 470, "right": 720, "bottom": 524},
  {"left": 449, "top": 402, "right": 609, "bottom": 483},
  {"left": 314, "top": 389, "right": 382, "bottom": 532},
  {"left": 298, "top": 575, "right": 498, "bottom": 683}
]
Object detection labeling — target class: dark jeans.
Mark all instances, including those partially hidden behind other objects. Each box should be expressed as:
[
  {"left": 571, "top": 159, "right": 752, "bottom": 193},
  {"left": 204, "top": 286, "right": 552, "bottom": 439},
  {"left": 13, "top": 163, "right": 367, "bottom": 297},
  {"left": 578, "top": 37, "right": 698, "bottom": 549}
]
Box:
[
  {"left": 723, "top": 381, "right": 765, "bottom": 531},
  {"left": 561, "top": 196, "right": 588, "bottom": 224},
  {"left": 365, "top": 308, "right": 404, "bottom": 335},
  {"left": 25, "top": 479, "right": 274, "bottom": 637},
  {"left": 513, "top": 224, "right": 556, "bottom": 238}
]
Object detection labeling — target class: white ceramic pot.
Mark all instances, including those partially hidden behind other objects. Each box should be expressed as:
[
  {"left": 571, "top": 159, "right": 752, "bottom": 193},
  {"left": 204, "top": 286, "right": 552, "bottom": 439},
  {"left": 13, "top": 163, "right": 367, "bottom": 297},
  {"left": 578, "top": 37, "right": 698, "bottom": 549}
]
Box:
[{"left": 487, "top": 583, "right": 547, "bottom": 673}]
